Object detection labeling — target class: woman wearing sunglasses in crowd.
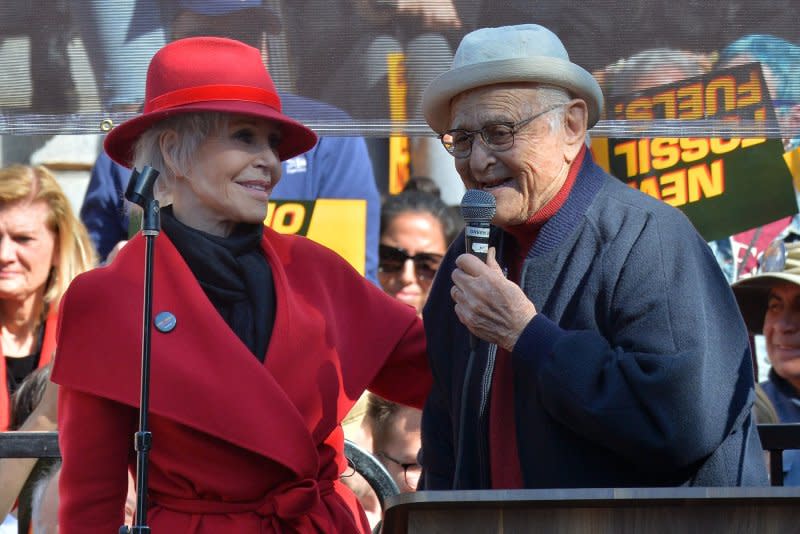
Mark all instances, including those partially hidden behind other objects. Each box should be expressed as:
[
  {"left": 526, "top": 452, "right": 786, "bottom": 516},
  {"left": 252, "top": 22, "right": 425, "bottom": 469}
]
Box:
[{"left": 378, "top": 190, "right": 458, "bottom": 316}]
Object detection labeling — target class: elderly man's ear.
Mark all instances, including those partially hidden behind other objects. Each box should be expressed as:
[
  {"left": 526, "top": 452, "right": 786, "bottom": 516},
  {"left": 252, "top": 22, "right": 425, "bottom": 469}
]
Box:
[{"left": 563, "top": 99, "right": 589, "bottom": 160}]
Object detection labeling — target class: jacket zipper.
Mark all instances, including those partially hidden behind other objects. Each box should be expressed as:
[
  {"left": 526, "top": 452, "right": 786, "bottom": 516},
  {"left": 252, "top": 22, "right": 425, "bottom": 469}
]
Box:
[
  {"left": 477, "top": 342, "right": 497, "bottom": 486},
  {"left": 476, "top": 264, "right": 508, "bottom": 486}
]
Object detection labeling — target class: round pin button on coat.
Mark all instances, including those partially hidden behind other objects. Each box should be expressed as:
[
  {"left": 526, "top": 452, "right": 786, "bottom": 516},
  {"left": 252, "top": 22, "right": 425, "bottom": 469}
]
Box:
[{"left": 154, "top": 311, "right": 177, "bottom": 333}]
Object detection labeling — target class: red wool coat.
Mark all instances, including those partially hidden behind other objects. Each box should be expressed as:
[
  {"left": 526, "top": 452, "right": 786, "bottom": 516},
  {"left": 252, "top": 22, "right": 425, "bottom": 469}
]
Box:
[
  {"left": 0, "top": 310, "right": 57, "bottom": 431},
  {"left": 52, "top": 227, "right": 431, "bottom": 533}
]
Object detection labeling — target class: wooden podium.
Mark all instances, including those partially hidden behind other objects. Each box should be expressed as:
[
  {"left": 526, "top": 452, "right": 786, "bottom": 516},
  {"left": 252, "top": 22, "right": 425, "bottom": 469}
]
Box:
[{"left": 381, "top": 487, "right": 800, "bottom": 533}]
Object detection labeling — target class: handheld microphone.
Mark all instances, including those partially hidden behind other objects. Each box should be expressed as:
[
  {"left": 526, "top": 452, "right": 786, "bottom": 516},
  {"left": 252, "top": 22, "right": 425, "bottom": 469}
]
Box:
[
  {"left": 460, "top": 189, "right": 496, "bottom": 263},
  {"left": 460, "top": 189, "right": 496, "bottom": 351}
]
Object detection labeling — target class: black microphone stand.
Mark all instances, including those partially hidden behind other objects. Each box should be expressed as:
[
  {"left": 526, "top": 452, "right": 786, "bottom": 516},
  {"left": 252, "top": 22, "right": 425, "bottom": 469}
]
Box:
[{"left": 119, "top": 166, "right": 160, "bottom": 534}]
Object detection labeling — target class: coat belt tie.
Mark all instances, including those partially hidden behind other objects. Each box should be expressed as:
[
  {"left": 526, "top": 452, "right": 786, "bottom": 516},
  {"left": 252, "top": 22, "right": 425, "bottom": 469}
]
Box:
[{"left": 152, "top": 478, "right": 334, "bottom": 523}]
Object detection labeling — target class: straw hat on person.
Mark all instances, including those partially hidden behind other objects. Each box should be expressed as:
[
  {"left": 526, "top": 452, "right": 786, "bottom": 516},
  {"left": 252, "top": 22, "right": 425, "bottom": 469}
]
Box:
[
  {"left": 104, "top": 36, "right": 317, "bottom": 167},
  {"left": 732, "top": 240, "right": 800, "bottom": 334},
  {"left": 422, "top": 24, "right": 604, "bottom": 133}
]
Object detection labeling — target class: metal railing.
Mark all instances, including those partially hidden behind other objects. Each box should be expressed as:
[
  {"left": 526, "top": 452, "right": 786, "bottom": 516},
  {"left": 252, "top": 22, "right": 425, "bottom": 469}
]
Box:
[{"left": 757, "top": 423, "right": 800, "bottom": 486}]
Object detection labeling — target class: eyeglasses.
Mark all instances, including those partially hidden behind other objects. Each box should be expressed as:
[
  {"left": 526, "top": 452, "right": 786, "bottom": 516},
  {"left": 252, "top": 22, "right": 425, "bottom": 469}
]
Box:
[
  {"left": 439, "top": 104, "right": 564, "bottom": 158},
  {"left": 375, "top": 451, "right": 421, "bottom": 490},
  {"left": 378, "top": 244, "right": 443, "bottom": 282}
]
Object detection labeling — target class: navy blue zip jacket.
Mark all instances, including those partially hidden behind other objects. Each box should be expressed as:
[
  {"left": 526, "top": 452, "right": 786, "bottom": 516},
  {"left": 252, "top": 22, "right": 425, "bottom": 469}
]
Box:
[{"left": 421, "top": 152, "right": 768, "bottom": 489}]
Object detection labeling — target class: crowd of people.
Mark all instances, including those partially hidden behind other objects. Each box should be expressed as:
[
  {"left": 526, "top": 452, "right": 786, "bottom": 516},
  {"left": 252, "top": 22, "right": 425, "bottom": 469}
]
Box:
[{"left": 0, "top": 3, "right": 799, "bottom": 533}]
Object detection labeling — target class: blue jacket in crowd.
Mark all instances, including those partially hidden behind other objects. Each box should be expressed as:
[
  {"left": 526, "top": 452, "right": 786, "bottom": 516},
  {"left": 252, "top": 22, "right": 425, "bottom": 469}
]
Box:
[{"left": 761, "top": 369, "right": 800, "bottom": 485}]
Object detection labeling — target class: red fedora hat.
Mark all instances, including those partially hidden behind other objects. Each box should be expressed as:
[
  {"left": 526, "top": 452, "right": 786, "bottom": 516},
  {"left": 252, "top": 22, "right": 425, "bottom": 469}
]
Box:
[{"left": 104, "top": 36, "right": 317, "bottom": 167}]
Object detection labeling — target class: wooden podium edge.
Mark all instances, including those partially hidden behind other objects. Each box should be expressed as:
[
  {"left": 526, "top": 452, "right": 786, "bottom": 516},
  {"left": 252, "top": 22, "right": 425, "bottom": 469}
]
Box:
[{"left": 382, "top": 487, "right": 800, "bottom": 534}]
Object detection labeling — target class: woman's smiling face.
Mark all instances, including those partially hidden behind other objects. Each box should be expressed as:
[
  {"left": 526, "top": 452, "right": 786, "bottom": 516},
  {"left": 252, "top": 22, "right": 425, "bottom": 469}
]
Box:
[{"left": 169, "top": 115, "right": 283, "bottom": 237}]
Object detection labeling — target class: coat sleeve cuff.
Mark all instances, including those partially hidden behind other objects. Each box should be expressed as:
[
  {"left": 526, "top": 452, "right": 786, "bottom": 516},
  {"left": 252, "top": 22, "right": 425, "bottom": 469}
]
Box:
[{"left": 512, "top": 314, "right": 567, "bottom": 371}]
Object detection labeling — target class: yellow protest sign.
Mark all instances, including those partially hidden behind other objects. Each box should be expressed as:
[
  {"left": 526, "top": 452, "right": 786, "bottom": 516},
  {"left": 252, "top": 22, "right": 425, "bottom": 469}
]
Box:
[{"left": 266, "top": 199, "right": 367, "bottom": 275}]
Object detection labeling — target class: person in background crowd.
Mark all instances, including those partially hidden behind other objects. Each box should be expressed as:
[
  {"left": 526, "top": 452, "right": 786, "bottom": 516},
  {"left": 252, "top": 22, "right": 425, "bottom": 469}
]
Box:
[
  {"left": 53, "top": 36, "right": 430, "bottom": 533},
  {"left": 0, "top": 165, "right": 94, "bottom": 531},
  {"left": 718, "top": 34, "right": 800, "bottom": 154},
  {"left": 378, "top": 190, "right": 456, "bottom": 316},
  {"left": 279, "top": 0, "right": 468, "bottom": 206},
  {"left": 0, "top": 165, "right": 95, "bottom": 432},
  {"left": 0, "top": 366, "right": 55, "bottom": 532},
  {"left": 602, "top": 48, "right": 709, "bottom": 101},
  {"left": 600, "top": 43, "right": 798, "bottom": 286},
  {"left": 402, "top": 176, "right": 441, "bottom": 198},
  {"left": 72, "top": 0, "right": 172, "bottom": 112},
  {"left": 419, "top": 24, "right": 767, "bottom": 490},
  {"left": 709, "top": 35, "right": 800, "bottom": 282},
  {"left": 364, "top": 393, "right": 422, "bottom": 494},
  {"left": 280, "top": 0, "right": 461, "bottom": 120},
  {"left": 29, "top": 460, "right": 137, "bottom": 534},
  {"left": 29, "top": 460, "right": 61, "bottom": 534},
  {"left": 733, "top": 238, "right": 800, "bottom": 485}
]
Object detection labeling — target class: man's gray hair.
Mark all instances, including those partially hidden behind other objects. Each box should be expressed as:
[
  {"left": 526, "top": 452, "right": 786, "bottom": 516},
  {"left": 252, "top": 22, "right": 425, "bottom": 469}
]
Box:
[
  {"left": 532, "top": 85, "right": 572, "bottom": 131},
  {"left": 132, "top": 112, "right": 231, "bottom": 205}
]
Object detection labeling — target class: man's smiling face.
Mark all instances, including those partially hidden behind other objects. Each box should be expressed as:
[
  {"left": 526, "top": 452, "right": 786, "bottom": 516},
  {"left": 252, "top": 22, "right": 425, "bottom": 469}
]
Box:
[
  {"left": 765, "top": 281, "right": 800, "bottom": 392},
  {"left": 449, "top": 84, "right": 572, "bottom": 228}
]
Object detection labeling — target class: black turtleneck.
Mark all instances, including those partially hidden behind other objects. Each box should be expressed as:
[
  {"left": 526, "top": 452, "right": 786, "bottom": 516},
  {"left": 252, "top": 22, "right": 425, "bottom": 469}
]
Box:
[{"left": 160, "top": 206, "right": 275, "bottom": 362}]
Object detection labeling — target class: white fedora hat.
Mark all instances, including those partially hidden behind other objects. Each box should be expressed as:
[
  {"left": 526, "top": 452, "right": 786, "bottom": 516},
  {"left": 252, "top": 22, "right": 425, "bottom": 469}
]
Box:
[{"left": 422, "top": 24, "right": 604, "bottom": 133}]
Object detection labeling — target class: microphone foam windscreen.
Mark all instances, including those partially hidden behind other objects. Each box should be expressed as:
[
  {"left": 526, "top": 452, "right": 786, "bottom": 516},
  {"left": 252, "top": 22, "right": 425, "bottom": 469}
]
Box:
[{"left": 460, "top": 189, "right": 496, "bottom": 223}]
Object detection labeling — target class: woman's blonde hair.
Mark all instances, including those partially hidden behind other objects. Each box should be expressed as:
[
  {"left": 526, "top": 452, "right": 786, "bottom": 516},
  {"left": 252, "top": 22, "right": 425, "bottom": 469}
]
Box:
[{"left": 0, "top": 165, "right": 97, "bottom": 306}]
